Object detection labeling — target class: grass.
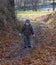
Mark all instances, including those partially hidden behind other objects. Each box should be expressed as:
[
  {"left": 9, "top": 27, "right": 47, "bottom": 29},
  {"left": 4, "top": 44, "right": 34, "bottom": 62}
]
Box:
[
  {"left": 16, "top": 11, "right": 53, "bottom": 23},
  {"left": 16, "top": 11, "right": 52, "bottom": 16}
]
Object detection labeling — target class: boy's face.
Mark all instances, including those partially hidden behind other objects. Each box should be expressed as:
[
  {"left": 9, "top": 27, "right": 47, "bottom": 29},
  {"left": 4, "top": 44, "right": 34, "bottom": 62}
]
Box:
[{"left": 25, "top": 23, "right": 29, "bottom": 25}]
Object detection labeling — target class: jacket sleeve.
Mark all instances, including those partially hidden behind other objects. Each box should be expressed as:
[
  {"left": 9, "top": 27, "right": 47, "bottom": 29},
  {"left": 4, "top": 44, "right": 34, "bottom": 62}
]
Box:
[{"left": 30, "top": 26, "right": 34, "bottom": 35}]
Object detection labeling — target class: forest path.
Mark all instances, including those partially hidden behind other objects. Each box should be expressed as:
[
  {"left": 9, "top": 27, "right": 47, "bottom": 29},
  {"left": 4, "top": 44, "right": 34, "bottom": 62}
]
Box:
[{"left": 6, "top": 20, "right": 46, "bottom": 60}]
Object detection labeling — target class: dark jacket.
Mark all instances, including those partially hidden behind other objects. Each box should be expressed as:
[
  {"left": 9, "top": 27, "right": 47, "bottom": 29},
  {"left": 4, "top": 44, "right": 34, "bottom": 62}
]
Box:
[{"left": 21, "top": 24, "right": 34, "bottom": 36}]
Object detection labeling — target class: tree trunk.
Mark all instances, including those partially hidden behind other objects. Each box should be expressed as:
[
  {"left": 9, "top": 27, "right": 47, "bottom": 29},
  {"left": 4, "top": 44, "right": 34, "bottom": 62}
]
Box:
[
  {"left": 53, "top": 0, "right": 55, "bottom": 11},
  {"left": 0, "top": 0, "right": 17, "bottom": 29}
]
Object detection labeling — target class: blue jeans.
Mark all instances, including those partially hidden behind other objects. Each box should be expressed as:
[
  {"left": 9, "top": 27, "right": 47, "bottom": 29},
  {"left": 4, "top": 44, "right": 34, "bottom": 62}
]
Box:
[{"left": 24, "top": 35, "right": 31, "bottom": 47}]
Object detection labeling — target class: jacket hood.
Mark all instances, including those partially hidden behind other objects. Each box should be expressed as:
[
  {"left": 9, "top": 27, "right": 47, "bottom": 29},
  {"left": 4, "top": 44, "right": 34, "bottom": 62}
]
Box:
[{"left": 25, "top": 19, "right": 30, "bottom": 24}]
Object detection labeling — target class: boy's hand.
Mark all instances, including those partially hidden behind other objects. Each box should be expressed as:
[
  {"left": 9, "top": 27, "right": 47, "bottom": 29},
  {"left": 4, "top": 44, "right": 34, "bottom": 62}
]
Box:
[
  {"left": 18, "top": 33, "right": 22, "bottom": 36},
  {"left": 33, "top": 34, "right": 35, "bottom": 37}
]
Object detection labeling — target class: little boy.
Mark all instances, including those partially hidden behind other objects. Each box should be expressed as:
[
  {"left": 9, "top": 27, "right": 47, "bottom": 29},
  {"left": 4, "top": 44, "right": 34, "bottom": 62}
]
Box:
[{"left": 19, "top": 19, "right": 35, "bottom": 48}]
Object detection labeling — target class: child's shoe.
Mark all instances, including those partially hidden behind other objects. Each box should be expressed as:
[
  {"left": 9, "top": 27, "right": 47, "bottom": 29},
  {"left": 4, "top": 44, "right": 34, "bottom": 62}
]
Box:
[{"left": 28, "top": 46, "right": 31, "bottom": 48}]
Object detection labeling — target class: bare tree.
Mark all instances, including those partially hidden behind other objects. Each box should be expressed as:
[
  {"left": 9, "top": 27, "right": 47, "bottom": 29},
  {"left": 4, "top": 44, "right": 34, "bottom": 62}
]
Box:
[
  {"left": 34, "top": 0, "right": 39, "bottom": 11},
  {"left": 32, "top": 0, "right": 39, "bottom": 11},
  {"left": 53, "top": 0, "right": 55, "bottom": 11}
]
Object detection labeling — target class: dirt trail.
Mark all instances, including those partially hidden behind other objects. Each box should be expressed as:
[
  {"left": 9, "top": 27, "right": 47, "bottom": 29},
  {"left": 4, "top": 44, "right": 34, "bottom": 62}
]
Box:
[
  {"left": 3, "top": 21, "right": 46, "bottom": 60},
  {"left": 0, "top": 15, "right": 56, "bottom": 65}
]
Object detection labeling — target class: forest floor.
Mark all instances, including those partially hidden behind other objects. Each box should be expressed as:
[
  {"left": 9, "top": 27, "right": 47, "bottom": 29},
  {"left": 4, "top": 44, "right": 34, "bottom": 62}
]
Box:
[{"left": 0, "top": 12, "right": 56, "bottom": 65}]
